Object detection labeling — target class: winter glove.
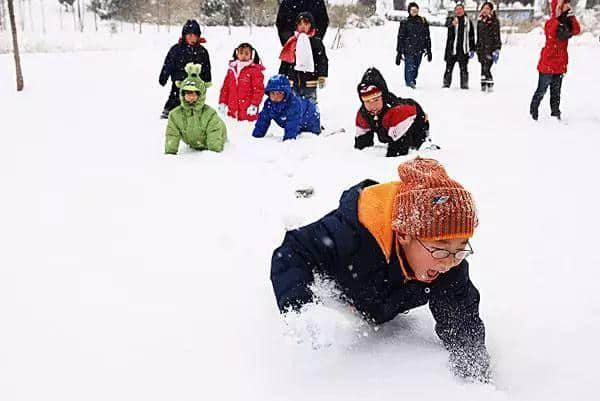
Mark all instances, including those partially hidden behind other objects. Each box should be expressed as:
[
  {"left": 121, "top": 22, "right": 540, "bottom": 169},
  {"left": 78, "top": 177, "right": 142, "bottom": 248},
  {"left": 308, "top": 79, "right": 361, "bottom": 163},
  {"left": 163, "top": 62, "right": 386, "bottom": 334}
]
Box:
[
  {"left": 218, "top": 104, "right": 227, "bottom": 116},
  {"left": 469, "top": 50, "right": 475, "bottom": 59},
  {"left": 426, "top": 52, "right": 432, "bottom": 62},
  {"left": 395, "top": 53, "right": 403, "bottom": 66},
  {"left": 492, "top": 50, "right": 500, "bottom": 64},
  {"left": 449, "top": 346, "right": 492, "bottom": 384},
  {"left": 246, "top": 105, "right": 258, "bottom": 116},
  {"left": 318, "top": 77, "right": 327, "bottom": 89}
]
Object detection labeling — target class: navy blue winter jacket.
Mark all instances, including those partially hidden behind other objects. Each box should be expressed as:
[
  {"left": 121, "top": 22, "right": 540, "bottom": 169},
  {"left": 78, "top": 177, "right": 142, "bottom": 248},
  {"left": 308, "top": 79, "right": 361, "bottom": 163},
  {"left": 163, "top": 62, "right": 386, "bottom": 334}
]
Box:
[
  {"left": 270, "top": 180, "right": 486, "bottom": 353},
  {"left": 252, "top": 75, "right": 321, "bottom": 141}
]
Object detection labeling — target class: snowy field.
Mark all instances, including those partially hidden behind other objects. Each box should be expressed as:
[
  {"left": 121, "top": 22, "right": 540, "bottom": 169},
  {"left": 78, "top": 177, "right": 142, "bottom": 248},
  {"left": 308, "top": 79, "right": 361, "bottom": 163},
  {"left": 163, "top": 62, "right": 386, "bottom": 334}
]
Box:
[{"left": 2, "top": 19, "right": 600, "bottom": 401}]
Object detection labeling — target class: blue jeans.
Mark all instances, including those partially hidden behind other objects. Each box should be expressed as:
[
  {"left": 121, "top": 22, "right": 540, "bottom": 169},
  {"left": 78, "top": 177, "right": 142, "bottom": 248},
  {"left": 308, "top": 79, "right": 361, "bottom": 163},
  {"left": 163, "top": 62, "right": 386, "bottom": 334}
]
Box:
[
  {"left": 404, "top": 53, "right": 423, "bottom": 87},
  {"left": 530, "top": 73, "right": 563, "bottom": 116}
]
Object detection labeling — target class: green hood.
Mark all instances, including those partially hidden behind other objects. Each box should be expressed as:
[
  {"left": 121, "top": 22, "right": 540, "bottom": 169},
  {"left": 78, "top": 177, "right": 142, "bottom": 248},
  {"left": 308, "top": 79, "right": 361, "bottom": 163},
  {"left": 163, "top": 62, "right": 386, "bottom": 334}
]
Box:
[{"left": 176, "top": 63, "right": 207, "bottom": 110}]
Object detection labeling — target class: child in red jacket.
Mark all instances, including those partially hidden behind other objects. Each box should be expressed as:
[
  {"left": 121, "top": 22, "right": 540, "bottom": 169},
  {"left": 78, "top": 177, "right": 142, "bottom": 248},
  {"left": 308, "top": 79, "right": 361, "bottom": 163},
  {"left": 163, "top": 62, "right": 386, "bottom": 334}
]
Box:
[
  {"left": 219, "top": 43, "right": 266, "bottom": 122},
  {"left": 530, "top": 0, "right": 580, "bottom": 121}
]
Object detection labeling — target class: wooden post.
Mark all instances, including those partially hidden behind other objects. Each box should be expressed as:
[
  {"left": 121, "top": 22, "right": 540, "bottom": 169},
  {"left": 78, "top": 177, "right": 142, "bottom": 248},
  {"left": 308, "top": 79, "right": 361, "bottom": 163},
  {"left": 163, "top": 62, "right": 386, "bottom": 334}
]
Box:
[{"left": 7, "top": 0, "right": 24, "bottom": 91}]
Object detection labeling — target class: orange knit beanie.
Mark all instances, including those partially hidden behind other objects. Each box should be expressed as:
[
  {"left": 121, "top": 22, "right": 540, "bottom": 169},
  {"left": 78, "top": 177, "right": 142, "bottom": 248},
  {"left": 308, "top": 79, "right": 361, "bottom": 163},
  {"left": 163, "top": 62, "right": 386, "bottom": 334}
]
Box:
[{"left": 392, "top": 158, "right": 478, "bottom": 241}]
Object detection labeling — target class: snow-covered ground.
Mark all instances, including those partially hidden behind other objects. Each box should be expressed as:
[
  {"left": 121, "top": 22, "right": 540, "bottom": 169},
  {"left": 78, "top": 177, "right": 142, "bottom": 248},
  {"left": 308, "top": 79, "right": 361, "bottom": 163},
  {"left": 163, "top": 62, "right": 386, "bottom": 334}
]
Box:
[{"left": 1, "top": 20, "right": 600, "bottom": 401}]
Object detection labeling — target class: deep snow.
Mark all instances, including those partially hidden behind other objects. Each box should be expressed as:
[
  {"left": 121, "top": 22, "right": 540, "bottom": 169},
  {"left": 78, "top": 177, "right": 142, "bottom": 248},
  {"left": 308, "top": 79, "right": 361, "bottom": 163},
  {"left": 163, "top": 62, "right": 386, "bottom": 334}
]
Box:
[{"left": 1, "top": 18, "right": 600, "bottom": 401}]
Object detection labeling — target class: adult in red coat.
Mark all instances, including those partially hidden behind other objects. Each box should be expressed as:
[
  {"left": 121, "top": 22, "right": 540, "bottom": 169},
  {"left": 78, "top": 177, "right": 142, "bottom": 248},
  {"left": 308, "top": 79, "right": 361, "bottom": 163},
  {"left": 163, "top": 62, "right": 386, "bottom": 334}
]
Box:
[
  {"left": 530, "top": 0, "right": 580, "bottom": 120},
  {"left": 218, "top": 43, "right": 265, "bottom": 122}
]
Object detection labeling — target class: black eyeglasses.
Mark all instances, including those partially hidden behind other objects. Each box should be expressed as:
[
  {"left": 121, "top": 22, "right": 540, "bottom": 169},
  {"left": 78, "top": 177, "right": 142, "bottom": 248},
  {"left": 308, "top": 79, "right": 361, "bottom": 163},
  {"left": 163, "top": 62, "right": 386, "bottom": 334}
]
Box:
[{"left": 415, "top": 238, "right": 474, "bottom": 260}]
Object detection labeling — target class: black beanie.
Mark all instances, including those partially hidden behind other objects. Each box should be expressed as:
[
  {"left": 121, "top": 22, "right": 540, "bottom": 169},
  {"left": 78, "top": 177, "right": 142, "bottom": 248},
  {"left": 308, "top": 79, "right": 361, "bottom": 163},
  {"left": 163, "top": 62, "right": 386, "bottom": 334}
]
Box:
[
  {"left": 182, "top": 19, "right": 201, "bottom": 37},
  {"left": 408, "top": 2, "right": 419, "bottom": 11},
  {"left": 480, "top": 1, "right": 494, "bottom": 10}
]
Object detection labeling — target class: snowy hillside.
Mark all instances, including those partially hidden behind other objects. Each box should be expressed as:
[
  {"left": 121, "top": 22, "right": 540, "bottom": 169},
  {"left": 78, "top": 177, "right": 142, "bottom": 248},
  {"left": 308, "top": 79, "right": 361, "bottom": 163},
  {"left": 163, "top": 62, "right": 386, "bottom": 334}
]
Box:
[{"left": 1, "top": 15, "right": 600, "bottom": 401}]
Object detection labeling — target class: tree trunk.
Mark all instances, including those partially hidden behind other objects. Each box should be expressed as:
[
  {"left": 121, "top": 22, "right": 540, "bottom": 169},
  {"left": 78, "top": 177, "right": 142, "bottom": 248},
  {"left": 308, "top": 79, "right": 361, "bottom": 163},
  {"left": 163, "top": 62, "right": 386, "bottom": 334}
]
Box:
[
  {"left": 7, "top": 0, "right": 24, "bottom": 91},
  {"left": 0, "top": 0, "right": 6, "bottom": 32},
  {"left": 27, "top": 0, "right": 33, "bottom": 31},
  {"left": 40, "top": 0, "right": 46, "bottom": 34},
  {"left": 18, "top": 0, "right": 24, "bottom": 31},
  {"left": 76, "top": 0, "right": 83, "bottom": 32}
]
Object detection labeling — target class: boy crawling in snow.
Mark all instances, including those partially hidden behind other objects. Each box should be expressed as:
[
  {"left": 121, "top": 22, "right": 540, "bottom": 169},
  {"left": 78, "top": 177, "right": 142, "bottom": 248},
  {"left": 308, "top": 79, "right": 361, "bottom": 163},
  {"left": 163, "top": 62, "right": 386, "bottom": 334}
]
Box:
[
  {"left": 252, "top": 74, "right": 321, "bottom": 141},
  {"left": 165, "top": 64, "right": 227, "bottom": 155},
  {"left": 356, "top": 67, "right": 432, "bottom": 157},
  {"left": 271, "top": 158, "right": 491, "bottom": 382}
]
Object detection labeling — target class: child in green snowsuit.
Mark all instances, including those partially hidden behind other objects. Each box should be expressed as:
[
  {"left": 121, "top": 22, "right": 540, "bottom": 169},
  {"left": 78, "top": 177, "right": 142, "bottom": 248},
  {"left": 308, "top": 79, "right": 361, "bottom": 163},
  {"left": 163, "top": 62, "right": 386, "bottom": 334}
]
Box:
[{"left": 165, "top": 63, "right": 227, "bottom": 155}]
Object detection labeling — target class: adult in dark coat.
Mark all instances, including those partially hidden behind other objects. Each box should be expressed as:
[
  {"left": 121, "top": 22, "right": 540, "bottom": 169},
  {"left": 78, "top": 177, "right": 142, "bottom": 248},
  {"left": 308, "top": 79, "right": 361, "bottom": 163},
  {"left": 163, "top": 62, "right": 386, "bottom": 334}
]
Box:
[
  {"left": 443, "top": 3, "right": 475, "bottom": 89},
  {"left": 159, "top": 20, "right": 212, "bottom": 118},
  {"left": 476, "top": 2, "right": 502, "bottom": 92},
  {"left": 270, "top": 158, "right": 491, "bottom": 383},
  {"left": 396, "top": 2, "right": 432, "bottom": 88},
  {"left": 355, "top": 67, "right": 429, "bottom": 157},
  {"left": 276, "top": 0, "right": 329, "bottom": 45}
]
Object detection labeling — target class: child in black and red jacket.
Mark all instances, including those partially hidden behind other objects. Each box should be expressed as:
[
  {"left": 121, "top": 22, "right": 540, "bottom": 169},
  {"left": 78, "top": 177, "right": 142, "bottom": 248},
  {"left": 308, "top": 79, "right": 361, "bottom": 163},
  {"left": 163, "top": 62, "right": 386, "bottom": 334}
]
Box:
[
  {"left": 355, "top": 67, "right": 432, "bottom": 157},
  {"left": 279, "top": 12, "right": 328, "bottom": 105},
  {"left": 159, "top": 20, "right": 212, "bottom": 119}
]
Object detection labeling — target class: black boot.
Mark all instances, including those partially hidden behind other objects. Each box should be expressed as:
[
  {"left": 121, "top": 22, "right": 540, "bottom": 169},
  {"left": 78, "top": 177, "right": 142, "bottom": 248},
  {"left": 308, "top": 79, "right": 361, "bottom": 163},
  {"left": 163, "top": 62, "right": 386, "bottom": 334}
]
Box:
[{"left": 531, "top": 109, "right": 539, "bottom": 121}]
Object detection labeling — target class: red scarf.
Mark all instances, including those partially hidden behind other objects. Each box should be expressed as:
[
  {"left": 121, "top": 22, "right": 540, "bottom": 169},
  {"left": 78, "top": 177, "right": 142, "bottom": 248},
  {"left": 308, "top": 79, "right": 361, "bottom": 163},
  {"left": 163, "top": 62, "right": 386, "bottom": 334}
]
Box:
[
  {"left": 279, "top": 29, "right": 316, "bottom": 64},
  {"left": 179, "top": 37, "right": 207, "bottom": 46}
]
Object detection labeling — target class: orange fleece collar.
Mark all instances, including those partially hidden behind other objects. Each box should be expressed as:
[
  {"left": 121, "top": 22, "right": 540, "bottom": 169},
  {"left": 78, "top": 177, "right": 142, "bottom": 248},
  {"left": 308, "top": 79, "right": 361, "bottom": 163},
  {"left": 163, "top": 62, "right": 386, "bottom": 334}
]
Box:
[
  {"left": 358, "top": 182, "right": 413, "bottom": 280},
  {"left": 357, "top": 182, "right": 398, "bottom": 262}
]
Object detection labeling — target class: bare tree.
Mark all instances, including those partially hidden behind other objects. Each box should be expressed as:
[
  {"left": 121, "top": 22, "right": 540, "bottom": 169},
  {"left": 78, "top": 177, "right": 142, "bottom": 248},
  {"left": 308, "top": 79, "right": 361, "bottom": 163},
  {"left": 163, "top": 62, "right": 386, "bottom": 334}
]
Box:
[
  {"left": 7, "top": 0, "right": 24, "bottom": 91},
  {"left": 40, "top": 0, "right": 47, "bottom": 34},
  {"left": 27, "top": 0, "right": 34, "bottom": 31},
  {"left": 0, "top": 0, "right": 6, "bottom": 32}
]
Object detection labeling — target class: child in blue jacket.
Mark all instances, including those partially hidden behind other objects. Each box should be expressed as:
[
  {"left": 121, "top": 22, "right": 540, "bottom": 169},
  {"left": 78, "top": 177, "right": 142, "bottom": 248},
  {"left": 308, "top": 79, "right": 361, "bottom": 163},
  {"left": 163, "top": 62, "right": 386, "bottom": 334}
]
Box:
[{"left": 252, "top": 74, "right": 321, "bottom": 141}]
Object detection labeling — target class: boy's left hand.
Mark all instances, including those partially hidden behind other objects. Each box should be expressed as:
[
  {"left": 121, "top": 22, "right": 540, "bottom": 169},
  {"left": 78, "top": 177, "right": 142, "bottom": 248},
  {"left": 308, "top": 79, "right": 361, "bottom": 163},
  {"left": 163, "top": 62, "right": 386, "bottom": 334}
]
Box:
[
  {"left": 318, "top": 77, "right": 327, "bottom": 89},
  {"left": 449, "top": 346, "right": 492, "bottom": 384}
]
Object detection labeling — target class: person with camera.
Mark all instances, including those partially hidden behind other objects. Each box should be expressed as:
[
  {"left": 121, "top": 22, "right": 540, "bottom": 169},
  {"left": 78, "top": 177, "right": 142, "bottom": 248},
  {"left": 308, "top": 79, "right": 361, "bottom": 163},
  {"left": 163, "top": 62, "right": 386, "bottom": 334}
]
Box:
[{"left": 530, "top": 0, "right": 581, "bottom": 121}]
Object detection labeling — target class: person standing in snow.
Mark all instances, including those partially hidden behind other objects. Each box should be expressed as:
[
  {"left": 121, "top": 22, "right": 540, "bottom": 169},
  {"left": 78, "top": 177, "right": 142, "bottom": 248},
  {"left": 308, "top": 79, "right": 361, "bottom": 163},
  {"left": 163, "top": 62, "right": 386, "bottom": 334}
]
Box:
[
  {"left": 270, "top": 157, "right": 491, "bottom": 383},
  {"left": 355, "top": 67, "right": 431, "bottom": 157},
  {"left": 443, "top": 3, "right": 475, "bottom": 89},
  {"left": 276, "top": 0, "right": 329, "bottom": 46},
  {"left": 159, "top": 20, "right": 212, "bottom": 119},
  {"left": 218, "top": 43, "right": 265, "bottom": 122},
  {"left": 279, "top": 12, "right": 329, "bottom": 105},
  {"left": 530, "top": 0, "right": 581, "bottom": 121},
  {"left": 395, "top": 2, "right": 432, "bottom": 89},
  {"left": 164, "top": 64, "right": 226, "bottom": 155},
  {"left": 252, "top": 74, "right": 321, "bottom": 141},
  {"left": 476, "top": 2, "right": 502, "bottom": 92}
]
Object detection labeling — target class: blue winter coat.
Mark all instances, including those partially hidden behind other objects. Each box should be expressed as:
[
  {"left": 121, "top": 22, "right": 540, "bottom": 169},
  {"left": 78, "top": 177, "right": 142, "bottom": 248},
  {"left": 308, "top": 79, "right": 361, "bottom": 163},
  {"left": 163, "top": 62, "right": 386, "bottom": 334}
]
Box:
[
  {"left": 270, "top": 180, "right": 486, "bottom": 353},
  {"left": 252, "top": 75, "right": 321, "bottom": 141}
]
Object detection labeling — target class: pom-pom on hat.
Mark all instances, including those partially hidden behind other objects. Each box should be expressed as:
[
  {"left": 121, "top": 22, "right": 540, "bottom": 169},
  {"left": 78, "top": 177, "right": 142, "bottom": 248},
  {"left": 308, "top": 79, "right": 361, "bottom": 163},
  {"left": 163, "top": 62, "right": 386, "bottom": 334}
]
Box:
[
  {"left": 392, "top": 158, "right": 478, "bottom": 241},
  {"left": 176, "top": 63, "right": 205, "bottom": 93}
]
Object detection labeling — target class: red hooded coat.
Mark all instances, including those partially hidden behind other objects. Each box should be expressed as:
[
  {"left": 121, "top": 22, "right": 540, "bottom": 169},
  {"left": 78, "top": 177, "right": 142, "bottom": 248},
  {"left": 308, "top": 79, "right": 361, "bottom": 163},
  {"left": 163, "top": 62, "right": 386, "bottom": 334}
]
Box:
[
  {"left": 219, "top": 61, "right": 266, "bottom": 122},
  {"left": 537, "top": 0, "right": 581, "bottom": 75}
]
